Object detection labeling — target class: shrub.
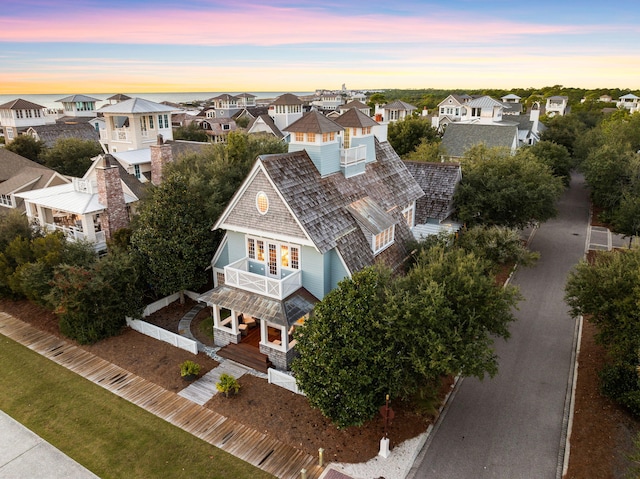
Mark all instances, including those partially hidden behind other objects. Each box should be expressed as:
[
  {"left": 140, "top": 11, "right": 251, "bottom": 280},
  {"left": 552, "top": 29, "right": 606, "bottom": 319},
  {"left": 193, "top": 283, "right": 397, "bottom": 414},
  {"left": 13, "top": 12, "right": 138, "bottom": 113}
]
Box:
[
  {"left": 216, "top": 373, "right": 240, "bottom": 397},
  {"left": 180, "top": 360, "right": 201, "bottom": 377}
]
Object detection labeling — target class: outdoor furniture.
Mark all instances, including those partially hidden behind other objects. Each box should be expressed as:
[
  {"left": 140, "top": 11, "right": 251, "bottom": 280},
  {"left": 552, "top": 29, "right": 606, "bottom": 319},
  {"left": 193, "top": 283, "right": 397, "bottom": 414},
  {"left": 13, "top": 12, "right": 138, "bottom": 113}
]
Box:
[
  {"left": 238, "top": 323, "right": 248, "bottom": 336},
  {"left": 244, "top": 317, "right": 257, "bottom": 328}
]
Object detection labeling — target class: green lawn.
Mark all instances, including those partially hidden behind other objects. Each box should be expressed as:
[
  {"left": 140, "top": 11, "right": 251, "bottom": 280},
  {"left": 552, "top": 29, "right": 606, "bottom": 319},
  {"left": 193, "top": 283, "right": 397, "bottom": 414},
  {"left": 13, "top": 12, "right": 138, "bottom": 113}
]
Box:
[{"left": 0, "top": 335, "right": 273, "bottom": 479}]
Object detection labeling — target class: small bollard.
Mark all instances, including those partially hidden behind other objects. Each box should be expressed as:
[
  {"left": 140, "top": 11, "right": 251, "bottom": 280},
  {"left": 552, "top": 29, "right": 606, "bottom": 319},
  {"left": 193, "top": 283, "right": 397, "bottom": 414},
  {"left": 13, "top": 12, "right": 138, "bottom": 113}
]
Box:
[
  {"left": 300, "top": 468, "right": 307, "bottom": 479},
  {"left": 318, "top": 447, "right": 324, "bottom": 467}
]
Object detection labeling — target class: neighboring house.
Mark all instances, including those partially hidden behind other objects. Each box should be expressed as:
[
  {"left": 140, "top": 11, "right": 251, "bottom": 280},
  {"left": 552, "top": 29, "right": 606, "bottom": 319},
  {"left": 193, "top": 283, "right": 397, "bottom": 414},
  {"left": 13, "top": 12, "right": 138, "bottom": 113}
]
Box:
[
  {"left": 246, "top": 114, "right": 284, "bottom": 139},
  {"left": 375, "top": 100, "right": 417, "bottom": 122},
  {"left": 441, "top": 123, "right": 519, "bottom": 160},
  {"left": 268, "top": 93, "right": 304, "bottom": 134},
  {"left": 0, "top": 148, "right": 69, "bottom": 212},
  {"left": 460, "top": 96, "right": 505, "bottom": 123},
  {"left": 403, "top": 161, "right": 462, "bottom": 237},
  {"left": 501, "top": 94, "right": 523, "bottom": 115},
  {"left": 16, "top": 154, "right": 141, "bottom": 251},
  {"left": 98, "top": 97, "right": 176, "bottom": 153},
  {"left": 198, "top": 109, "right": 424, "bottom": 370},
  {"left": 55, "top": 94, "right": 100, "bottom": 123},
  {"left": 193, "top": 117, "right": 237, "bottom": 143},
  {"left": 105, "top": 93, "right": 132, "bottom": 105},
  {"left": 545, "top": 96, "right": 569, "bottom": 117},
  {"left": 617, "top": 93, "right": 640, "bottom": 112},
  {"left": 431, "top": 94, "right": 469, "bottom": 130},
  {"left": 206, "top": 93, "right": 257, "bottom": 119},
  {"left": 0, "top": 99, "right": 57, "bottom": 143},
  {"left": 338, "top": 100, "right": 371, "bottom": 116},
  {"left": 26, "top": 122, "right": 100, "bottom": 148},
  {"left": 311, "top": 93, "right": 343, "bottom": 111}
]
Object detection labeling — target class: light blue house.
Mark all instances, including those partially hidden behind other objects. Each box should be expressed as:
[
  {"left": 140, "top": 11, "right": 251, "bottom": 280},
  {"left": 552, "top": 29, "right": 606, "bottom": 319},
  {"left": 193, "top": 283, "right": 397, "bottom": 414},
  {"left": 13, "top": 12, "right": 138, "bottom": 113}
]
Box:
[{"left": 199, "top": 109, "right": 424, "bottom": 370}]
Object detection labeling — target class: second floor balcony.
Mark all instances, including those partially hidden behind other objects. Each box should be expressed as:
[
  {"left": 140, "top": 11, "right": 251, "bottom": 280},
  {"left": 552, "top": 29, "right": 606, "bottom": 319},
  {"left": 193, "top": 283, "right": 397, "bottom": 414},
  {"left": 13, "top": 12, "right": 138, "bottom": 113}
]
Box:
[{"left": 224, "top": 257, "right": 302, "bottom": 300}]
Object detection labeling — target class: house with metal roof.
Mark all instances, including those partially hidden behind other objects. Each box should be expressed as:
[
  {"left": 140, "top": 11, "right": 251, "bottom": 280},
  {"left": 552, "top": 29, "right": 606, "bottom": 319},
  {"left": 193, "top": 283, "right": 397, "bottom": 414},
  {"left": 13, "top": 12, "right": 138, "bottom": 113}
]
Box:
[
  {"left": 55, "top": 94, "right": 100, "bottom": 121},
  {"left": 0, "top": 99, "right": 57, "bottom": 143},
  {"left": 16, "top": 155, "right": 142, "bottom": 252},
  {"left": 545, "top": 96, "right": 570, "bottom": 117},
  {"left": 198, "top": 109, "right": 424, "bottom": 370},
  {"left": 617, "top": 93, "right": 640, "bottom": 113},
  {"left": 0, "top": 148, "right": 69, "bottom": 212},
  {"left": 97, "top": 97, "right": 177, "bottom": 154}
]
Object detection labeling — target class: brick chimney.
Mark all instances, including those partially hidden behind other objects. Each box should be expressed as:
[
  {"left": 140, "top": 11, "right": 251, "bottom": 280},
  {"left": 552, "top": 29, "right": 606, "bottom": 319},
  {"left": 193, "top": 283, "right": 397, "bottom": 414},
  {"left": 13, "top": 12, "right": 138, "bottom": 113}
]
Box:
[
  {"left": 150, "top": 134, "right": 173, "bottom": 185},
  {"left": 96, "top": 154, "right": 129, "bottom": 241}
]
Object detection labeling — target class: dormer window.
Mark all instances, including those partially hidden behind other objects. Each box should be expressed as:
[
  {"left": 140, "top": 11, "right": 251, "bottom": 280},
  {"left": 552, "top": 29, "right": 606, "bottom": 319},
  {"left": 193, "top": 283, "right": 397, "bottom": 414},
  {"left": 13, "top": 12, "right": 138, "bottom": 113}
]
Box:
[
  {"left": 295, "top": 132, "right": 304, "bottom": 142},
  {"left": 256, "top": 191, "right": 269, "bottom": 214},
  {"left": 322, "top": 132, "right": 336, "bottom": 142},
  {"left": 402, "top": 203, "right": 415, "bottom": 228},
  {"left": 374, "top": 226, "right": 395, "bottom": 253},
  {"left": 307, "top": 133, "right": 316, "bottom": 142}
]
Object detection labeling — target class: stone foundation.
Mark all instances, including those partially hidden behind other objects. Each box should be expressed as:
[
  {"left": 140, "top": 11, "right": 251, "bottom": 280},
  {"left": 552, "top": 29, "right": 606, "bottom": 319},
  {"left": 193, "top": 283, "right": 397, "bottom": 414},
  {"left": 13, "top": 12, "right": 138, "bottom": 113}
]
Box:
[
  {"left": 260, "top": 344, "right": 299, "bottom": 370},
  {"left": 214, "top": 328, "right": 240, "bottom": 347}
]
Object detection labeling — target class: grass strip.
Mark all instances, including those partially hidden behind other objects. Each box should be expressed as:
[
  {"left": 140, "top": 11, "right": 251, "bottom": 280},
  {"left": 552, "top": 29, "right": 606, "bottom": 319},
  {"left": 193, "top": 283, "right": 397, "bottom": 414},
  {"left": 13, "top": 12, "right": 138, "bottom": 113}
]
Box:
[{"left": 0, "top": 335, "right": 273, "bottom": 479}]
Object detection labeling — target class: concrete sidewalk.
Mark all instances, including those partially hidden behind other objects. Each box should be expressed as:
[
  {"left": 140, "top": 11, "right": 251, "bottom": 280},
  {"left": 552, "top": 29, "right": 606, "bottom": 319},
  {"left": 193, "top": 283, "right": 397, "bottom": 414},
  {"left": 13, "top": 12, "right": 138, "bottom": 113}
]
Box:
[{"left": 0, "top": 410, "right": 100, "bottom": 479}]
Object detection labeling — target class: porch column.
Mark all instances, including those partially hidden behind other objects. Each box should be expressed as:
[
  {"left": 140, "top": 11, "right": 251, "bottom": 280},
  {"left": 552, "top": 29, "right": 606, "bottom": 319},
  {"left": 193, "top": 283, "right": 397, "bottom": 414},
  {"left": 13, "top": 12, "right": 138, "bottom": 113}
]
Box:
[
  {"left": 281, "top": 327, "right": 288, "bottom": 350},
  {"left": 212, "top": 305, "right": 221, "bottom": 327},
  {"left": 80, "top": 215, "right": 95, "bottom": 242},
  {"left": 230, "top": 310, "right": 239, "bottom": 334},
  {"left": 260, "top": 320, "right": 268, "bottom": 345}
]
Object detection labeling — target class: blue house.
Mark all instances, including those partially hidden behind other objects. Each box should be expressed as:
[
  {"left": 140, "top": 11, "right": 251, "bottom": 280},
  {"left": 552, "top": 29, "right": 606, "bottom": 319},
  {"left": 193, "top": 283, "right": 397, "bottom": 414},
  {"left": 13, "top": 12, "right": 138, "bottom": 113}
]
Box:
[{"left": 199, "top": 110, "right": 424, "bottom": 370}]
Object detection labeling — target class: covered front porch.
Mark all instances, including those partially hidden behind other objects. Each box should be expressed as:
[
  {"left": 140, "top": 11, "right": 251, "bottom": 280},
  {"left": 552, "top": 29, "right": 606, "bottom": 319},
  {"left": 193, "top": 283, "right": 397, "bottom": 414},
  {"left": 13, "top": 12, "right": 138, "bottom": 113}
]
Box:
[{"left": 198, "top": 285, "right": 317, "bottom": 370}]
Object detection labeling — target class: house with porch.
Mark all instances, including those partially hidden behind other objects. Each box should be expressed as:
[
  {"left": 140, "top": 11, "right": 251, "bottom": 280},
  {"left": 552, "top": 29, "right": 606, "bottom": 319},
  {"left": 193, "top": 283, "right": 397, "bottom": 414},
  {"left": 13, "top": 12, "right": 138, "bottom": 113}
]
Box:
[
  {"left": 98, "top": 97, "right": 176, "bottom": 154},
  {"left": 198, "top": 109, "right": 424, "bottom": 371},
  {"left": 0, "top": 99, "right": 57, "bottom": 143},
  {"left": 55, "top": 94, "right": 100, "bottom": 123},
  {"left": 15, "top": 155, "right": 141, "bottom": 251},
  {"left": 617, "top": 93, "right": 640, "bottom": 113},
  {"left": 0, "top": 148, "right": 70, "bottom": 213},
  {"left": 545, "top": 96, "right": 569, "bottom": 117}
]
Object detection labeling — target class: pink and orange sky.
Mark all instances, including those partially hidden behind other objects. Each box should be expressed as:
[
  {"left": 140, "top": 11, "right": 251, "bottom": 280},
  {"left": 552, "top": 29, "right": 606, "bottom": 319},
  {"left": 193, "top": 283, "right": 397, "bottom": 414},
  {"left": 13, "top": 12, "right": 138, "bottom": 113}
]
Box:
[{"left": 1, "top": 0, "right": 639, "bottom": 94}]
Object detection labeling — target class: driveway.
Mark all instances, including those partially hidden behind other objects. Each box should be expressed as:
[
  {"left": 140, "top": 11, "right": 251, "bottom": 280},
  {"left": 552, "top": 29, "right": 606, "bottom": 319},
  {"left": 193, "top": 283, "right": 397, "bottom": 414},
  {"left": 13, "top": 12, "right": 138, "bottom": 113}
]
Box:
[{"left": 408, "top": 172, "right": 590, "bottom": 479}]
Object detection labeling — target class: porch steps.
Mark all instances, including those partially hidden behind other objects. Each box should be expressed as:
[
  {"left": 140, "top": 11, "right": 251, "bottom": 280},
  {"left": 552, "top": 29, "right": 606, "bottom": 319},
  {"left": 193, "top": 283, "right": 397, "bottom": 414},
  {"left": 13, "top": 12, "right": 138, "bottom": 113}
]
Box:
[{"left": 217, "top": 343, "right": 272, "bottom": 374}]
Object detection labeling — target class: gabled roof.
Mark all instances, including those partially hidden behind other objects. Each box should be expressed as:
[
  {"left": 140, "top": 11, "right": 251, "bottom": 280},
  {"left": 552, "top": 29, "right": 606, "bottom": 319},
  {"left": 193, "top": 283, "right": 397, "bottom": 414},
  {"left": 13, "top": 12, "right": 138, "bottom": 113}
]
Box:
[
  {"left": 98, "top": 97, "right": 176, "bottom": 114},
  {"left": 0, "top": 149, "right": 68, "bottom": 196},
  {"left": 403, "top": 161, "right": 461, "bottom": 222},
  {"left": 347, "top": 196, "right": 395, "bottom": 234},
  {"left": 27, "top": 123, "right": 99, "bottom": 148},
  {"left": 0, "top": 98, "right": 47, "bottom": 110},
  {"left": 270, "top": 93, "right": 303, "bottom": 106},
  {"left": 283, "top": 110, "right": 343, "bottom": 134},
  {"left": 334, "top": 108, "right": 378, "bottom": 128},
  {"left": 246, "top": 114, "right": 284, "bottom": 139},
  {"left": 56, "top": 94, "right": 99, "bottom": 103},
  {"left": 382, "top": 100, "right": 417, "bottom": 111},
  {"left": 441, "top": 123, "right": 519, "bottom": 158}
]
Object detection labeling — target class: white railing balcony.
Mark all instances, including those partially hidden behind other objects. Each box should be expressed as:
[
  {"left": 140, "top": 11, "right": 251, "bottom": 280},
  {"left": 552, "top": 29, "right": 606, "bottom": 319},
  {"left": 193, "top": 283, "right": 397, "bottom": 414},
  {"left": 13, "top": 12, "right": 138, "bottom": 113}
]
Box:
[
  {"left": 111, "top": 128, "right": 130, "bottom": 142},
  {"left": 43, "top": 223, "right": 105, "bottom": 248},
  {"left": 340, "top": 145, "right": 366, "bottom": 167},
  {"left": 224, "top": 257, "right": 302, "bottom": 300}
]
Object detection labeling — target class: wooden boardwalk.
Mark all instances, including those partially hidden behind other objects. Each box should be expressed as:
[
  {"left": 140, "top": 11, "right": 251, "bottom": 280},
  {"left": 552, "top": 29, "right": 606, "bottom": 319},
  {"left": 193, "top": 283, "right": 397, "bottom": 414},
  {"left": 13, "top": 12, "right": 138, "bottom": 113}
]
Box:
[{"left": 0, "top": 312, "right": 323, "bottom": 479}]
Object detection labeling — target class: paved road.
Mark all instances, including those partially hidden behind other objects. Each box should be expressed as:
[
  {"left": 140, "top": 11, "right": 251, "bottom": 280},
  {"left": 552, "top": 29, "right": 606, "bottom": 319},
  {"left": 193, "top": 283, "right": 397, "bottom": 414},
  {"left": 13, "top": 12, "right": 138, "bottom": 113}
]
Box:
[{"left": 409, "top": 173, "right": 590, "bottom": 479}]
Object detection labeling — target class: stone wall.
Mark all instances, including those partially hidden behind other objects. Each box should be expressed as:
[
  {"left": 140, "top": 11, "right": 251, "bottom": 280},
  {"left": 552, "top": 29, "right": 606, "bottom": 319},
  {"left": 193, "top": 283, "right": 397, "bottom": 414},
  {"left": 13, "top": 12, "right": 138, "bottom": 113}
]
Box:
[{"left": 96, "top": 155, "right": 129, "bottom": 241}]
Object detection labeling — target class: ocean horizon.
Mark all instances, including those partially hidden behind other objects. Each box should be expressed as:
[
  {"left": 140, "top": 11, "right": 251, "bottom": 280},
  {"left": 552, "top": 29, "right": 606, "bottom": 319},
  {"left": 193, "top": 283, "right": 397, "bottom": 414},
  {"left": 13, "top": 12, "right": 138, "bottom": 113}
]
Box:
[{"left": 0, "top": 91, "right": 315, "bottom": 110}]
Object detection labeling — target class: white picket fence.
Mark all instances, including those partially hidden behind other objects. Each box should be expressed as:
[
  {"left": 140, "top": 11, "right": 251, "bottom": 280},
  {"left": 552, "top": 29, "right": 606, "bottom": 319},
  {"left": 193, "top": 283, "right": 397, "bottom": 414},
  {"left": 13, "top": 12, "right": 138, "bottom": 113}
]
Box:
[
  {"left": 268, "top": 368, "right": 304, "bottom": 395},
  {"left": 126, "top": 317, "right": 198, "bottom": 355},
  {"left": 142, "top": 290, "right": 200, "bottom": 317}
]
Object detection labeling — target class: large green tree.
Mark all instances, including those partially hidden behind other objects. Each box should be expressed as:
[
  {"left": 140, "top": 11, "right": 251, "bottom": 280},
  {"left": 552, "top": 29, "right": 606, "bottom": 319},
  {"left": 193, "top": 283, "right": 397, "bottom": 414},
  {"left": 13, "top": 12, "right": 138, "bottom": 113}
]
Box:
[
  {"left": 5, "top": 135, "right": 45, "bottom": 162},
  {"left": 454, "top": 146, "right": 564, "bottom": 228},
  {"left": 40, "top": 138, "right": 103, "bottom": 177},
  {"left": 527, "top": 140, "right": 574, "bottom": 186},
  {"left": 387, "top": 117, "right": 438, "bottom": 157},
  {"left": 565, "top": 248, "right": 640, "bottom": 414},
  {"left": 173, "top": 123, "right": 210, "bottom": 142},
  {"left": 48, "top": 250, "right": 143, "bottom": 344},
  {"left": 292, "top": 267, "right": 398, "bottom": 428}
]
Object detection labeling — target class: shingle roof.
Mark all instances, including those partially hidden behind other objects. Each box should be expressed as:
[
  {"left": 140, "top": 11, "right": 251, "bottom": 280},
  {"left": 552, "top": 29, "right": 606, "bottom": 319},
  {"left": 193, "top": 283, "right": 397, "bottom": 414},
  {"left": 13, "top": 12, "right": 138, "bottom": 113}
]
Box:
[
  {"left": 283, "top": 110, "right": 343, "bottom": 134},
  {"left": 501, "top": 102, "right": 523, "bottom": 114},
  {"left": 258, "top": 138, "right": 424, "bottom": 272},
  {"left": 106, "top": 93, "right": 131, "bottom": 102},
  {"left": 98, "top": 97, "right": 176, "bottom": 114},
  {"left": 0, "top": 98, "right": 47, "bottom": 110},
  {"left": 28, "top": 123, "right": 99, "bottom": 148},
  {"left": 333, "top": 108, "right": 378, "bottom": 128},
  {"left": 383, "top": 100, "right": 417, "bottom": 111},
  {"left": 441, "top": 123, "right": 518, "bottom": 158},
  {"left": 56, "top": 94, "right": 100, "bottom": 103},
  {"left": 342, "top": 100, "right": 368, "bottom": 110},
  {"left": 246, "top": 114, "right": 284, "bottom": 139},
  {"left": 0, "top": 148, "right": 66, "bottom": 196},
  {"left": 403, "top": 161, "right": 461, "bottom": 222},
  {"left": 270, "top": 93, "right": 303, "bottom": 106}
]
